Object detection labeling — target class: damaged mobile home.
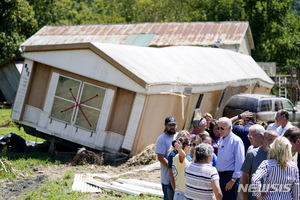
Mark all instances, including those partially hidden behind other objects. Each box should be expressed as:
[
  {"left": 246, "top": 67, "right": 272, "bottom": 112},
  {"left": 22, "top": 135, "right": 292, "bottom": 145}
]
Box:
[{"left": 11, "top": 22, "right": 274, "bottom": 156}]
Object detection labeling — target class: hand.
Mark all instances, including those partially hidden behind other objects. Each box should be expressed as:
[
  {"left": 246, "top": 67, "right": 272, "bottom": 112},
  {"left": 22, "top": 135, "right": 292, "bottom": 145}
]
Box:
[
  {"left": 256, "top": 192, "right": 271, "bottom": 200},
  {"left": 174, "top": 141, "right": 182, "bottom": 151},
  {"left": 241, "top": 110, "right": 253, "bottom": 120},
  {"left": 225, "top": 180, "right": 235, "bottom": 191}
]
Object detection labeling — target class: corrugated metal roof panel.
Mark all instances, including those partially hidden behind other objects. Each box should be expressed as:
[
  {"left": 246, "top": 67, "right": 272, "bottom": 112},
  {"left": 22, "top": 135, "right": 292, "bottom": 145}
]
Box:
[{"left": 22, "top": 22, "right": 254, "bottom": 49}]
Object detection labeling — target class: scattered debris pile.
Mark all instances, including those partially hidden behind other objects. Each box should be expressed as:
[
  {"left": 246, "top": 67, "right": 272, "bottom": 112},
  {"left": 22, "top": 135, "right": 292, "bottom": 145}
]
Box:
[
  {"left": 125, "top": 144, "right": 157, "bottom": 167},
  {"left": 72, "top": 147, "right": 103, "bottom": 165}
]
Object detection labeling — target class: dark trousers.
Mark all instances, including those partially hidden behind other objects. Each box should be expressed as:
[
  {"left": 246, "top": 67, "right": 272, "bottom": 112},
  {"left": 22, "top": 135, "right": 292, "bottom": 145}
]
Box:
[
  {"left": 219, "top": 171, "right": 240, "bottom": 200},
  {"left": 167, "top": 187, "right": 174, "bottom": 200},
  {"left": 162, "top": 184, "right": 169, "bottom": 200}
]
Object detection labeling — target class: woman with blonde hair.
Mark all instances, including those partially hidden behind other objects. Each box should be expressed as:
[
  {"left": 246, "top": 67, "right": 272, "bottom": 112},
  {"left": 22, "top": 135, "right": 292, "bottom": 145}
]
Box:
[{"left": 251, "top": 137, "right": 299, "bottom": 200}]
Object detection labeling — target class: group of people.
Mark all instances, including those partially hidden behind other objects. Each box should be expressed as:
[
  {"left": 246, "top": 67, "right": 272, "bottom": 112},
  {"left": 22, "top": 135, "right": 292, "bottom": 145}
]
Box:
[{"left": 155, "top": 109, "right": 300, "bottom": 200}]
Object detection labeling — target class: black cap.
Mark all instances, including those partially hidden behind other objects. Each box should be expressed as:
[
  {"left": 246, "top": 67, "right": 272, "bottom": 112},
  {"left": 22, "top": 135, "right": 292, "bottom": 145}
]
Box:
[{"left": 165, "top": 116, "right": 177, "bottom": 125}]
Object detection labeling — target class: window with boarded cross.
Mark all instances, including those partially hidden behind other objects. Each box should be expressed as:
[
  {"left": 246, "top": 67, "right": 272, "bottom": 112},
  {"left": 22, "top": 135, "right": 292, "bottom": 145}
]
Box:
[{"left": 50, "top": 75, "right": 106, "bottom": 131}]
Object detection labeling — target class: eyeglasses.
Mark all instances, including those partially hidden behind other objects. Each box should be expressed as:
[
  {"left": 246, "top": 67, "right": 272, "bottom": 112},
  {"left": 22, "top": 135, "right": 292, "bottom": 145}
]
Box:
[
  {"left": 247, "top": 134, "right": 260, "bottom": 139},
  {"left": 217, "top": 126, "right": 227, "bottom": 130}
]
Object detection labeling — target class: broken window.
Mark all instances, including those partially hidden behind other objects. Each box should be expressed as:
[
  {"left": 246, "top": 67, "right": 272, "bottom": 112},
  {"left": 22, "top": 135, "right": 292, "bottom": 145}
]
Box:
[{"left": 50, "top": 75, "right": 106, "bottom": 131}]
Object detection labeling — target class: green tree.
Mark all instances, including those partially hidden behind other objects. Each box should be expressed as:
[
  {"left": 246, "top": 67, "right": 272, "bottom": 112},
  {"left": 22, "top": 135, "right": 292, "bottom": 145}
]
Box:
[
  {"left": 0, "top": 0, "right": 38, "bottom": 63},
  {"left": 244, "top": 0, "right": 300, "bottom": 68},
  {"left": 292, "top": 0, "right": 300, "bottom": 16}
]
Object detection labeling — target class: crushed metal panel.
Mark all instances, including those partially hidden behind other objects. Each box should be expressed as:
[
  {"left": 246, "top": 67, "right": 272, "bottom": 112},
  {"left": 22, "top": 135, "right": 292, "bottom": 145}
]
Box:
[{"left": 72, "top": 174, "right": 102, "bottom": 193}]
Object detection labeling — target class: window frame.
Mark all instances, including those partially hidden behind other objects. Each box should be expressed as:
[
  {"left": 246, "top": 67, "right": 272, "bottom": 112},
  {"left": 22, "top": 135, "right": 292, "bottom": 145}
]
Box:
[{"left": 49, "top": 75, "right": 107, "bottom": 132}]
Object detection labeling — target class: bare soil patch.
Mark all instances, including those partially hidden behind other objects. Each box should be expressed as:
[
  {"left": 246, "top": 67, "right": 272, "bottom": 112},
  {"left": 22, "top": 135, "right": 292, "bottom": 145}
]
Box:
[{"left": 0, "top": 144, "right": 160, "bottom": 199}]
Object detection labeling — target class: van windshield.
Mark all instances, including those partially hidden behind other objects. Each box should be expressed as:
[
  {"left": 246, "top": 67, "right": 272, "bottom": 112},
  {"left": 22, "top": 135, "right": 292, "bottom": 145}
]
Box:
[{"left": 226, "top": 96, "right": 258, "bottom": 112}]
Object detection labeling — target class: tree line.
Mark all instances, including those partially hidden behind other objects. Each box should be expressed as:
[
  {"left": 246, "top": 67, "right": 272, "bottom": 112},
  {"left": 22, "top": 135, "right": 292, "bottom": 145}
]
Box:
[{"left": 1, "top": 0, "right": 300, "bottom": 70}]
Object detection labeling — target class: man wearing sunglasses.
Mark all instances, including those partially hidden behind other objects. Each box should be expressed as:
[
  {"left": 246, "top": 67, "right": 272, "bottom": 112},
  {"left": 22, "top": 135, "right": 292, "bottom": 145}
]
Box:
[{"left": 216, "top": 117, "right": 245, "bottom": 200}]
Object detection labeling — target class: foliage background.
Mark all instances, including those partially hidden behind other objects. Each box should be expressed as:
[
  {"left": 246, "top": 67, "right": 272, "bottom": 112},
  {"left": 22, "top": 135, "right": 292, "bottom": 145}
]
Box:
[{"left": 1, "top": 0, "right": 300, "bottom": 70}]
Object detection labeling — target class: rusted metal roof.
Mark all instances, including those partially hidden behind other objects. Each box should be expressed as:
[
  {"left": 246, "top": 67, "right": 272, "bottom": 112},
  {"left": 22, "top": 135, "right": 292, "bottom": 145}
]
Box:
[{"left": 23, "top": 22, "right": 254, "bottom": 49}]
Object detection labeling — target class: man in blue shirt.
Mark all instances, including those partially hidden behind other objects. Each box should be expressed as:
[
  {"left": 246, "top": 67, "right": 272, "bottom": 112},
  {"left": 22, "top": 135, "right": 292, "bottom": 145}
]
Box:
[
  {"left": 156, "top": 116, "right": 178, "bottom": 200},
  {"left": 216, "top": 117, "right": 245, "bottom": 200},
  {"left": 231, "top": 111, "right": 256, "bottom": 153}
]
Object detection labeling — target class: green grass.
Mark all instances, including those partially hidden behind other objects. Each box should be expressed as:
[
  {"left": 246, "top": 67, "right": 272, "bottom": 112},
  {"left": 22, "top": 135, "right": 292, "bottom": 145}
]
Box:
[
  {"left": 0, "top": 108, "right": 45, "bottom": 142},
  {"left": 0, "top": 152, "right": 61, "bottom": 180}
]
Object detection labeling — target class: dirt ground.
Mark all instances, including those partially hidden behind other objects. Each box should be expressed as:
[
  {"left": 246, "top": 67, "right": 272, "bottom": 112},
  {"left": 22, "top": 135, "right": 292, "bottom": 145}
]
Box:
[{"left": 0, "top": 144, "right": 161, "bottom": 199}]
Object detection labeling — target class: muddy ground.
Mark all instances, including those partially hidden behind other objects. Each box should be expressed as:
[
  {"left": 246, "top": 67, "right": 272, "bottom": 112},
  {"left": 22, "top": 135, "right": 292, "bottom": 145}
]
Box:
[{"left": 0, "top": 144, "right": 161, "bottom": 199}]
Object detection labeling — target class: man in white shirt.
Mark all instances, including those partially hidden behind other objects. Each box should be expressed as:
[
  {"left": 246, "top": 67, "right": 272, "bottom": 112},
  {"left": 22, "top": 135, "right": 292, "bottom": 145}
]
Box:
[{"left": 275, "top": 109, "right": 294, "bottom": 136}]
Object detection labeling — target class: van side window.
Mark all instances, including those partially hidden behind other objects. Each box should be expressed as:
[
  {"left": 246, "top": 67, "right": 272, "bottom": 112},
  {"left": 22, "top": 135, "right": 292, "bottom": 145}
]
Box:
[
  {"left": 283, "top": 100, "right": 294, "bottom": 112},
  {"left": 274, "top": 100, "right": 283, "bottom": 111},
  {"left": 260, "top": 100, "right": 272, "bottom": 111}
]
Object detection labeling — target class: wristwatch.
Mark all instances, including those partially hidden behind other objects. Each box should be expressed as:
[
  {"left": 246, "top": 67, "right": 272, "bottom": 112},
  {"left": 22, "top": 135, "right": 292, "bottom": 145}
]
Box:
[
  {"left": 231, "top": 178, "right": 236, "bottom": 182},
  {"left": 238, "top": 114, "right": 241, "bottom": 119}
]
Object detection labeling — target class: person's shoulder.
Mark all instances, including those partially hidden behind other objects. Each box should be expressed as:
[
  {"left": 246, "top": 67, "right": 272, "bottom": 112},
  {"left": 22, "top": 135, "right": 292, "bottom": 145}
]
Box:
[
  {"left": 231, "top": 132, "right": 244, "bottom": 142},
  {"left": 156, "top": 132, "right": 166, "bottom": 139},
  {"left": 232, "top": 124, "right": 244, "bottom": 131},
  {"left": 246, "top": 148, "right": 258, "bottom": 157},
  {"left": 169, "top": 150, "right": 177, "bottom": 157},
  {"left": 288, "top": 160, "right": 298, "bottom": 168}
]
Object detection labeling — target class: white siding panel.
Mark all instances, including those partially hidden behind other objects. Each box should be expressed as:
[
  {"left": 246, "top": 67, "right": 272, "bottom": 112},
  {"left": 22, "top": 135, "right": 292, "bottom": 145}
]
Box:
[
  {"left": 46, "top": 120, "right": 99, "bottom": 148},
  {"left": 97, "top": 88, "right": 114, "bottom": 131},
  {"left": 11, "top": 59, "right": 33, "bottom": 121},
  {"left": 38, "top": 111, "right": 50, "bottom": 128},
  {"left": 23, "top": 50, "right": 146, "bottom": 94},
  {"left": 23, "top": 105, "right": 41, "bottom": 124},
  {"left": 43, "top": 72, "right": 59, "bottom": 113},
  {"left": 104, "top": 132, "right": 124, "bottom": 152},
  {"left": 121, "top": 94, "right": 146, "bottom": 151}
]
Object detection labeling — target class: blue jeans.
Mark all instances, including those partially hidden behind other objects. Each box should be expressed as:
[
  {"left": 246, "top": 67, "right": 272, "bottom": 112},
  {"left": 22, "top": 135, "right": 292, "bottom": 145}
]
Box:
[
  {"left": 162, "top": 184, "right": 169, "bottom": 200},
  {"left": 167, "top": 187, "right": 174, "bottom": 200},
  {"left": 219, "top": 171, "right": 240, "bottom": 200}
]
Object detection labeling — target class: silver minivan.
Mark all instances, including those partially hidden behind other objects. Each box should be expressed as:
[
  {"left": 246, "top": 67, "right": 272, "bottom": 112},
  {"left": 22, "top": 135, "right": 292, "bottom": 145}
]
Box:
[{"left": 223, "top": 93, "right": 300, "bottom": 127}]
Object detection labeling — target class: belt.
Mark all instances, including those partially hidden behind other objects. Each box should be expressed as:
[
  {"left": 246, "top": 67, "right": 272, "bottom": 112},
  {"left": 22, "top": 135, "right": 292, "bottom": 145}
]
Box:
[{"left": 218, "top": 171, "right": 234, "bottom": 175}]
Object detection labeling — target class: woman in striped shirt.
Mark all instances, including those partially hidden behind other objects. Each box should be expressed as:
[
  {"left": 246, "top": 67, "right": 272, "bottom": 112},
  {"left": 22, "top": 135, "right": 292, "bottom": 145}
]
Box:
[
  {"left": 184, "top": 143, "right": 222, "bottom": 200},
  {"left": 252, "top": 136, "right": 299, "bottom": 200}
]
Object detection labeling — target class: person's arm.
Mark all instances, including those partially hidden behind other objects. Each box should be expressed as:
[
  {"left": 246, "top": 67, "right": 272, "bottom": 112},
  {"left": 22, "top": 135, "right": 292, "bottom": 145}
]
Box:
[
  {"left": 211, "top": 180, "right": 223, "bottom": 200},
  {"left": 157, "top": 153, "right": 168, "bottom": 169},
  {"left": 230, "top": 111, "right": 253, "bottom": 123},
  {"left": 169, "top": 168, "right": 176, "bottom": 190},
  {"left": 240, "top": 172, "right": 250, "bottom": 200},
  {"left": 291, "top": 167, "right": 299, "bottom": 200},
  {"left": 225, "top": 140, "right": 245, "bottom": 191}
]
